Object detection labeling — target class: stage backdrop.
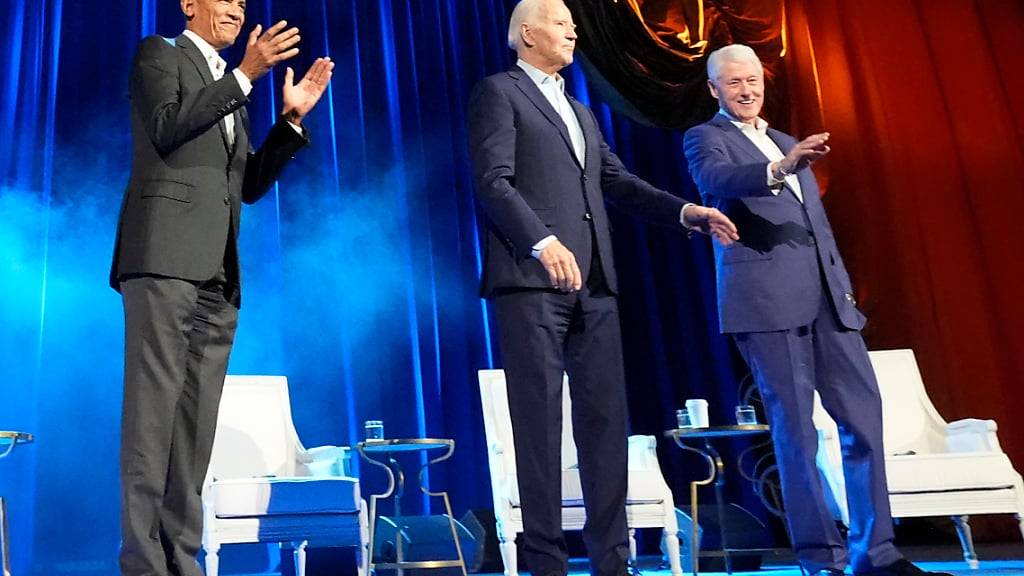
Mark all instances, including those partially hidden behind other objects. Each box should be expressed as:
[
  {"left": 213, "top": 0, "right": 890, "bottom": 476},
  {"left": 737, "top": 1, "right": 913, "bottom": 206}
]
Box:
[{"left": 2, "top": 0, "right": 1022, "bottom": 574}]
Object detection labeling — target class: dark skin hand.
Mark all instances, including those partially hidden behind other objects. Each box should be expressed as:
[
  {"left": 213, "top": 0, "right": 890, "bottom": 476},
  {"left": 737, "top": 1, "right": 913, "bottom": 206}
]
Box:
[{"left": 237, "top": 20, "right": 300, "bottom": 82}]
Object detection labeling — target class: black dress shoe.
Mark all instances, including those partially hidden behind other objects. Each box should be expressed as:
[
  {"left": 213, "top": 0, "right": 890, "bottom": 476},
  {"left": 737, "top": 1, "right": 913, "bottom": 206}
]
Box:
[
  {"left": 809, "top": 569, "right": 845, "bottom": 576},
  {"left": 855, "top": 558, "right": 953, "bottom": 576}
]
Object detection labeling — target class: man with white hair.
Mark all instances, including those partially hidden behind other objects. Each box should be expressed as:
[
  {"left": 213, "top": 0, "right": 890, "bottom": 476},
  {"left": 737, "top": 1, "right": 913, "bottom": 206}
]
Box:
[
  {"left": 683, "top": 44, "right": 951, "bottom": 576},
  {"left": 467, "top": 2, "right": 738, "bottom": 576}
]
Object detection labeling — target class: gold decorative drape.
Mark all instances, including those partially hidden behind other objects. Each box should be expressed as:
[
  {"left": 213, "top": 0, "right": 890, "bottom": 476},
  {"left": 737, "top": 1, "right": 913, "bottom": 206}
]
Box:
[{"left": 566, "top": 0, "right": 786, "bottom": 128}]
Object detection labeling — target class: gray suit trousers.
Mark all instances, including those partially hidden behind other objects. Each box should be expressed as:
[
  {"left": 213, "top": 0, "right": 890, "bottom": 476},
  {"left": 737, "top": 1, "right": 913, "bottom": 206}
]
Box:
[{"left": 119, "top": 272, "right": 238, "bottom": 576}]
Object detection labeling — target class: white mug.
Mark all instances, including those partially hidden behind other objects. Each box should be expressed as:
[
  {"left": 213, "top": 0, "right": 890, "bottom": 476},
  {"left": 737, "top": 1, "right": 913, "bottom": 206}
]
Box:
[{"left": 685, "top": 398, "right": 710, "bottom": 428}]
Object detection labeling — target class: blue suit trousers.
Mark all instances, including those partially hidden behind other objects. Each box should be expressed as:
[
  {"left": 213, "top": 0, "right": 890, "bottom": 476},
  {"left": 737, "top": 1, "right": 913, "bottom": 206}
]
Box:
[{"left": 733, "top": 293, "right": 901, "bottom": 573}]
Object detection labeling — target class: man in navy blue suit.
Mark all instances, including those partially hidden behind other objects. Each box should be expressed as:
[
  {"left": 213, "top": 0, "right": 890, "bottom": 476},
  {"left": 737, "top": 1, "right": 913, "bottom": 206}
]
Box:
[
  {"left": 467, "top": 1, "right": 738, "bottom": 575},
  {"left": 683, "top": 44, "right": 950, "bottom": 576}
]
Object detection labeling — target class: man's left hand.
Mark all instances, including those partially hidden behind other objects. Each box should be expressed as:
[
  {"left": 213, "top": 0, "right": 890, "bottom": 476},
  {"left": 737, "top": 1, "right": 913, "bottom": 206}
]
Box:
[
  {"left": 683, "top": 205, "right": 740, "bottom": 245},
  {"left": 281, "top": 57, "right": 335, "bottom": 125}
]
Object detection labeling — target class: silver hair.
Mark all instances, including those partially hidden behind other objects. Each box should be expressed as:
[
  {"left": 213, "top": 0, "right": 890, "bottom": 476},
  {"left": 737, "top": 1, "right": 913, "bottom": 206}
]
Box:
[
  {"left": 507, "top": 0, "right": 546, "bottom": 51},
  {"left": 706, "top": 44, "right": 763, "bottom": 81}
]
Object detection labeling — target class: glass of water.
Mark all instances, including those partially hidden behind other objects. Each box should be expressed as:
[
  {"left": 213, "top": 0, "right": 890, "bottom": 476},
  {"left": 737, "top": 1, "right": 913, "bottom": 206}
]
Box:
[
  {"left": 364, "top": 420, "right": 384, "bottom": 441},
  {"left": 735, "top": 405, "right": 757, "bottom": 425},
  {"left": 676, "top": 409, "right": 692, "bottom": 429}
]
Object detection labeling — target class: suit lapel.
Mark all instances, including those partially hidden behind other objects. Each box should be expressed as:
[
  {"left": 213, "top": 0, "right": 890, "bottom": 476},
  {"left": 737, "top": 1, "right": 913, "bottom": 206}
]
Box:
[
  {"left": 509, "top": 67, "right": 581, "bottom": 169},
  {"left": 176, "top": 34, "right": 233, "bottom": 155},
  {"left": 715, "top": 115, "right": 801, "bottom": 205},
  {"left": 712, "top": 113, "right": 769, "bottom": 166}
]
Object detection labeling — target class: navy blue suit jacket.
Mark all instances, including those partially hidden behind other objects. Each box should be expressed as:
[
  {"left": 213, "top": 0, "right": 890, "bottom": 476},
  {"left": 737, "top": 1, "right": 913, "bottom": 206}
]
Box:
[
  {"left": 468, "top": 66, "right": 686, "bottom": 298},
  {"left": 684, "top": 113, "right": 864, "bottom": 334}
]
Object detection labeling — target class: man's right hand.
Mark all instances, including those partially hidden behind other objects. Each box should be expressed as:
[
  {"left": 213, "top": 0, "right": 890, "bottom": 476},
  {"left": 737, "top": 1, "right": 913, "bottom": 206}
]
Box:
[
  {"left": 538, "top": 240, "right": 582, "bottom": 292},
  {"left": 238, "top": 21, "right": 301, "bottom": 82},
  {"left": 777, "top": 132, "right": 831, "bottom": 175}
]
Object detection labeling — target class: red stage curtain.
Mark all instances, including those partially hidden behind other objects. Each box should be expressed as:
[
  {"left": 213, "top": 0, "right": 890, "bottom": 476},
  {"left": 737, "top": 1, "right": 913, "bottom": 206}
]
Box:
[{"left": 784, "top": 0, "right": 1024, "bottom": 513}]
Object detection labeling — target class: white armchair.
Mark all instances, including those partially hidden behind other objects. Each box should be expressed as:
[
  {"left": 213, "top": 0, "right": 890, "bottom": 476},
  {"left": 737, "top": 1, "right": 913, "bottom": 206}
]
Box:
[
  {"left": 201, "top": 375, "right": 369, "bottom": 576},
  {"left": 812, "top": 349, "right": 1024, "bottom": 569},
  {"left": 478, "top": 369, "right": 683, "bottom": 576}
]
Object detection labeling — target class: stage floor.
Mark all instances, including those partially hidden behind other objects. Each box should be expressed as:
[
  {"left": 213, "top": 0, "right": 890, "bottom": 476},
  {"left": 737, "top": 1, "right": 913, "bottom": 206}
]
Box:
[
  {"left": 233, "top": 544, "right": 1024, "bottom": 576},
  {"left": 502, "top": 546, "right": 1024, "bottom": 576},
  {"left": 599, "top": 561, "right": 1024, "bottom": 576}
]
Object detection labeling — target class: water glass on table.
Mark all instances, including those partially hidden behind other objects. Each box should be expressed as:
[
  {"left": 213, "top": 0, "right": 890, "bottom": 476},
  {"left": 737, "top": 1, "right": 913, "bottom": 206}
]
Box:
[
  {"left": 676, "top": 409, "right": 692, "bottom": 429},
  {"left": 364, "top": 420, "right": 384, "bottom": 441},
  {"left": 735, "top": 405, "right": 757, "bottom": 425}
]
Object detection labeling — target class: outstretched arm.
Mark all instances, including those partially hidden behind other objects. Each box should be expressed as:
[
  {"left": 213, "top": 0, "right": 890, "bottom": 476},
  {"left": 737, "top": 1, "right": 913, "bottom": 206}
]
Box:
[
  {"left": 596, "top": 120, "right": 738, "bottom": 245},
  {"left": 682, "top": 125, "right": 774, "bottom": 200}
]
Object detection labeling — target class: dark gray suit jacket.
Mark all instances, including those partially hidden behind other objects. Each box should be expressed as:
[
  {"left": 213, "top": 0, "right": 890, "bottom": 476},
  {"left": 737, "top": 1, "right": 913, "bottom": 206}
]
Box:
[
  {"left": 684, "top": 113, "right": 864, "bottom": 333},
  {"left": 467, "top": 65, "right": 686, "bottom": 298},
  {"left": 110, "top": 34, "right": 308, "bottom": 303}
]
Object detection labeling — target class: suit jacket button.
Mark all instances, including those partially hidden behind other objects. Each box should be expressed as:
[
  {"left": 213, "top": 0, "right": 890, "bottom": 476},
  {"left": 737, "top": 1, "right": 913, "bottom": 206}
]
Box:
[
  {"left": 224, "top": 196, "right": 230, "bottom": 205},
  {"left": 581, "top": 174, "right": 588, "bottom": 182},
  {"left": 583, "top": 212, "right": 593, "bottom": 221}
]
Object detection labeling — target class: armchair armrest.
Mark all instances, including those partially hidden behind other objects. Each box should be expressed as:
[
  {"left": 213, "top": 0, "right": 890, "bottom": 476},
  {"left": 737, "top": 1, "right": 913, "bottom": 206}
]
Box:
[
  {"left": 297, "top": 445, "right": 352, "bottom": 477},
  {"left": 486, "top": 440, "right": 515, "bottom": 488},
  {"left": 627, "top": 435, "right": 659, "bottom": 470},
  {"left": 945, "top": 418, "right": 1003, "bottom": 453}
]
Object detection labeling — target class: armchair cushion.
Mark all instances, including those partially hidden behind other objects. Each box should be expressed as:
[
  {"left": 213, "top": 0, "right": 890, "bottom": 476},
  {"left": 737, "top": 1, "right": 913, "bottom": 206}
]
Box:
[
  {"left": 813, "top": 350, "right": 1024, "bottom": 534},
  {"left": 885, "top": 452, "right": 1018, "bottom": 494},
  {"left": 212, "top": 475, "right": 361, "bottom": 518}
]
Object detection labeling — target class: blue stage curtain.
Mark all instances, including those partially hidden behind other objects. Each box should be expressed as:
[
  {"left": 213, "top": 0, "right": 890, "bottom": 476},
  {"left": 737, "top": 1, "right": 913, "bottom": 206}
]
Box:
[{"left": 0, "top": 1, "right": 747, "bottom": 572}]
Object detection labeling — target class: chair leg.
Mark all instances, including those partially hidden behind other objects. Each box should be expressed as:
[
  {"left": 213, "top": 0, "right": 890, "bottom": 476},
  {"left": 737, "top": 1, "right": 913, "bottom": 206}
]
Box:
[
  {"left": 498, "top": 533, "right": 518, "bottom": 576},
  {"left": 952, "top": 515, "right": 980, "bottom": 570},
  {"left": 628, "top": 528, "right": 637, "bottom": 572},
  {"left": 662, "top": 527, "right": 683, "bottom": 576},
  {"left": 359, "top": 504, "right": 370, "bottom": 576},
  {"left": 293, "top": 540, "right": 309, "bottom": 576},
  {"left": 204, "top": 542, "right": 220, "bottom": 576},
  {"left": 1, "top": 497, "right": 10, "bottom": 576}
]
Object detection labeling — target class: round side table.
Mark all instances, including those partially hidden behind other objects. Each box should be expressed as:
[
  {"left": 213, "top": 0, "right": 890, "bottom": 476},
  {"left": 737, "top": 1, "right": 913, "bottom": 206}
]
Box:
[
  {"left": 665, "top": 425, "right": 770, "bottom": 576},
  {"left": 356, "top": 438, "right": 466, "bottom": 576}
]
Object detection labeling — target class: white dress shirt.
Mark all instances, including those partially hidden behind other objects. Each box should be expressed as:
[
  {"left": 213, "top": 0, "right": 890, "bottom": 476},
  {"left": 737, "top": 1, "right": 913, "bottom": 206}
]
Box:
[
  {"left": 517, "top": 59, "right": 586, "bottom": 165},
  {"left": 720, "top": 111, "right": 803, "bottom": 203}
]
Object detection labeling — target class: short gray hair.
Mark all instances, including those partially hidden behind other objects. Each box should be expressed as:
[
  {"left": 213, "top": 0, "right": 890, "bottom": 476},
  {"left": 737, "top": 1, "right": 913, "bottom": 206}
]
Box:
[
  {"left": 507, "top": 0, "right": 545, "bottom": 51},
  {"left": 706, "top": 44, "right": 763, "bottom": 81}
]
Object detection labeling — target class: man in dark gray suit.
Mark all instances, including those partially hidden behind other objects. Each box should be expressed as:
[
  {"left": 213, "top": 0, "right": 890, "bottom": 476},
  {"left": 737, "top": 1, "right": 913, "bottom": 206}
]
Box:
[
  {"left": 468, "top": 2, "right": 738, "bottom": 576},
  {"left": 109, "top": 1, "right": 333, "bottom": 574}
]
